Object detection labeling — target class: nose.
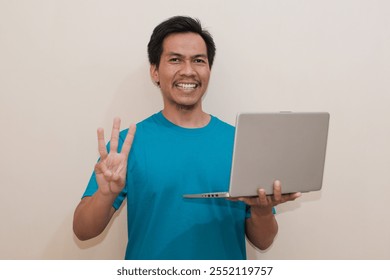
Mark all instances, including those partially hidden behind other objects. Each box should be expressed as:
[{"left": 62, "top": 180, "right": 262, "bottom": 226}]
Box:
[{"left": 179, "top": 60, "right": 196, "bottom": 76}]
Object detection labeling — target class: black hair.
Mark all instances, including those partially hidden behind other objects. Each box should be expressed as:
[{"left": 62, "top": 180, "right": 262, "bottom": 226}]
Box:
[{"left": 147, "top": 16, "right": 216, "bottom": 69}]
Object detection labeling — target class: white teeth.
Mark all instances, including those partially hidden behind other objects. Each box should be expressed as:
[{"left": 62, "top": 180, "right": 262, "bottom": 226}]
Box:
[{"left": 176, "top": 83, "right": 197, "bottom": 89}]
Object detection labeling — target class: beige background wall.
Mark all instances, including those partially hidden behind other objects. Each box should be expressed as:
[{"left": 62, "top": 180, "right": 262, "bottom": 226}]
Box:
[{"left": 1, "top": 0, "right": 389, "bottom": 259}]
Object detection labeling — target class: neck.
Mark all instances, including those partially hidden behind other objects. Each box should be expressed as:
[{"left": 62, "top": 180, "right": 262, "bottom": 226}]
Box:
[{"left": 162, "top": 106, "right": 211, "bottom": 128}]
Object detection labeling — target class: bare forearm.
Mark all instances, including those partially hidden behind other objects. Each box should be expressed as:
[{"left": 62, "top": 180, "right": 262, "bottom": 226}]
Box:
[
  {"left": 245, "top": 211, "right": 278, "bottom": 251},
  {"left": 73, "top": 191, "right": 116, "bottom": 241}
]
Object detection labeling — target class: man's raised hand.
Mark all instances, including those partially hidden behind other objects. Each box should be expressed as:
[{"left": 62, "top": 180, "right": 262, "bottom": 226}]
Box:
[{"left": 94, "top": 118, "right": 136, "bottom": 196}]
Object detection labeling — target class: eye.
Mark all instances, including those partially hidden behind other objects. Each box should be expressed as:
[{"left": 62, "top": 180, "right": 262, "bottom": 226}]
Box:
[
  {"left": 194, "top": 58, "right": 206, "bottom": 64},
  {"left": 169, "top": 57, "right": 181, "bottom": 63}
]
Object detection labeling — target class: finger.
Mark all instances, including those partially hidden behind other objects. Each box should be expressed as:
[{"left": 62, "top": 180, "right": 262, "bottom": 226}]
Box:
[
  {"left": 257, "top": 188, "right": 269, "bottom": 206},
  {"left": 226, "top": 197, "right": 240, "bottom": 202},
  {"left": 104, "top": 170, "right": 113, "bottom": 180},
  {"left": 97, "top": 128, "right": 108, "bottom": 159},
  {"left": 277, "top": 192, "right": 301, "bottom": 205},
  {"left": 112, "top": 162, "right": 126, "bottom": 181},
  {"left": 110, "top": 117, "right": 121, "bottom": 153},
  {"left": 120, "top": 124, "right": 136, "bottom": 156},
  {"left": 239, "top": 197, "right": 251, "bottom": 204},
  {"left": 294, "top": 192, "right": 302, "bottom": 199},
  {"left": 272, "top": 180, "right": 282, "bottom": 203},
  {"left": 111, "top": 172, "right": 120, "bottom": 182},
  {"left": 283, "top": 192, "right": 302, "bottom": 202},
  {"left": 230, "top": 196, "right": 253, "bottom": 205},
  {"left": 94, "top": 161, "right": 109, "bottom": 176}
]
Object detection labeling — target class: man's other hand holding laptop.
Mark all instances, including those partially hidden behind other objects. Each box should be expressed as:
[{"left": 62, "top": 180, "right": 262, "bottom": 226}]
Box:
[{"left": 229, "top": 180, "right": 301, "bottom": 250}]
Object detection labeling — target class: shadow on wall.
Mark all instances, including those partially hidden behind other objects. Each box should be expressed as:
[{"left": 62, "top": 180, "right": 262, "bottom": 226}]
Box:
[
  {"left": 41, "top": 202, "right": 127, "bottom": 260},
  {"left": 40, "top": 64, "right": 160, "bottom": 260},
  {"left": 276, "top": 189, "right": 322, "bottom": 214},
  {"left": 246, "top": 190, "right": 322, "bottom": 260},
  {"left": 39, "top": 192, "right": 320, "bottom": 260}
]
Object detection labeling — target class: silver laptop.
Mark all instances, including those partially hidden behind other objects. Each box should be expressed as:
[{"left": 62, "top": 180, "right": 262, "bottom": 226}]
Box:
[{"left": 183, "top": 112, "right": 330, "bottom": 198}]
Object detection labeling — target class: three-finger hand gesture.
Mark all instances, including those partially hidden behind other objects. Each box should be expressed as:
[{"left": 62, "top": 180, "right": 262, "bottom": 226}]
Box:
[{"left": 94, "top": 118, "right": 136, "bottom": 196}]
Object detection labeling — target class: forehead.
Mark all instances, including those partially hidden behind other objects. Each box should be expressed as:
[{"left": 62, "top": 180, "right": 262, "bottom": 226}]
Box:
[{"left": 161, "top": 32, "right": 207, "bottom": 56}]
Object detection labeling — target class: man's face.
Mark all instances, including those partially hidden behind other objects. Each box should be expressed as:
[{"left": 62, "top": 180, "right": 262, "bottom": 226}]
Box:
[{"left": 150, "top": 32, "right": 211, "bottom": 111}]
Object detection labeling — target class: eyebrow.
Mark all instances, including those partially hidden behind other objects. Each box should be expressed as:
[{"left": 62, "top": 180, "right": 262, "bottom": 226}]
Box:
[{"left": 167, "top": 52, "right": 208, "bottom": 59}]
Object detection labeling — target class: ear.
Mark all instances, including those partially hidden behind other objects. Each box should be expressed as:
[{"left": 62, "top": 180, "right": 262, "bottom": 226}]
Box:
[{"left": 150, "top": 64, "right": 159, "bottom": 85}]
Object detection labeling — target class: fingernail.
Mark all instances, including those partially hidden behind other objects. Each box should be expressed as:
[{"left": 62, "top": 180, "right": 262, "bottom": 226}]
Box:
[{"left": 258, "top": 189, "right": 266, "bottom": 195}]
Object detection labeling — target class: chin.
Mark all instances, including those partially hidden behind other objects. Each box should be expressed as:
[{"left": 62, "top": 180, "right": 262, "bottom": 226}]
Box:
[{"left": 175, "top": 96, "right": 202, "bottom": 106}]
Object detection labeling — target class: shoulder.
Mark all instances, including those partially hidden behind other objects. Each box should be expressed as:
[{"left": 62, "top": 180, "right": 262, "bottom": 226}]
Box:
[
  {"left": 119, "top": 113, "right": 160, "bottom": 139},
  {"left": 211, "top": 115, "right": 235, "bottom": 134}
]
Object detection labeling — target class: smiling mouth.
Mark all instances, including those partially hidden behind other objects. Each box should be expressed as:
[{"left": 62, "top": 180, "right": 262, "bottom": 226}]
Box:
[{"left": 174, "top": 83, "right": 199, "bottom": 90}]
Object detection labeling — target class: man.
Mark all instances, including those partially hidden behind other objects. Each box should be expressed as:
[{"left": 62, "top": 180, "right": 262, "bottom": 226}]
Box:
[{"left": 73, "top": 16, "right": 300, "bottom": 259}]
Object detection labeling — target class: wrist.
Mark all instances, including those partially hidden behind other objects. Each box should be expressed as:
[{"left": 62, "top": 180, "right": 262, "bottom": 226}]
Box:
[
  {"left": 248, "top": 208, "right": 276, "bottom": 231},
  {"left": 95, "top": 188, "right": 118, "bottom": 205}
]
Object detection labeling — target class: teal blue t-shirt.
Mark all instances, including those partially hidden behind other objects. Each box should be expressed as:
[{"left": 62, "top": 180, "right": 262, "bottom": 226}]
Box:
[{"left": 84, "top": 112, "right": 248, "bottom": 259}]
